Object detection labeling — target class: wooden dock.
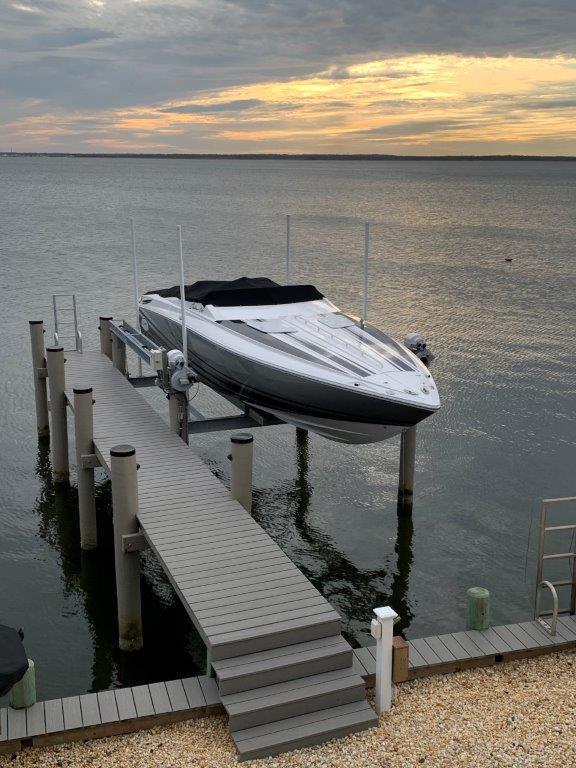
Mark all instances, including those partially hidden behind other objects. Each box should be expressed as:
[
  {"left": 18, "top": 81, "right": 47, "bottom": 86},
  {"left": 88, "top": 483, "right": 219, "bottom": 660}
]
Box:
[
  {"left": 353, "top": 614, "right": 576, "bottom": 685},
  {"left": 2, "top": 616, "right": 574, "bottom": 757},
  {"left": 61, "top": 351, "right": 377, "bottom": 760}
]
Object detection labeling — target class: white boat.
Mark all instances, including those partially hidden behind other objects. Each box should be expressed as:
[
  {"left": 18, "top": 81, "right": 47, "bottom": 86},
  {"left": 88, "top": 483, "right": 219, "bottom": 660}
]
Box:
[{"left": 139, "top": 277, "right": 440, "bottom": 444}]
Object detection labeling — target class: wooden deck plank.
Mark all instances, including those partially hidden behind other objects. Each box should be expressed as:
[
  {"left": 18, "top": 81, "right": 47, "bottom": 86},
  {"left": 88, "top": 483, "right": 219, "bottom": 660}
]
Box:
[
  {"left": 79, "top": 694, "right": 101, "bottom": 727},
  {"left": 450, "top": 632, "right": 485, "bottom": 657},
  {"left": 463, "top": 631, "right": 498, "bottom": 656},
  {"left": 165, "top": 680, "right": 189, "bottom": 712},
  {"left": 422, "top": 635, "right": 457, "bottom": 663},
  {"left": 131, "top": 685, "right": 155, "bottom": 718},
  {"left": 148, "top": 683, "right": 172, "bottom": 714},
  {"left": 491, "top": 625, "right": 526, "bottom": 652},
  {"left": 182, "top": 677, "right": 206, "bottom": 710},
  {"left": 435, "top": 633, "right": 472, "bottom": 660},
  {"left": 62, "top": 697, "right": 82, "bottom": 731},
  {"left": 114, "top": 688, "right": 137, "bottom": 721},
  {"left": 44, "top": 699, "right": 64, "bottom": 734},
  {"left": 505, "top": 622, "right": 541, "bottom": 648},
  {"left": 97, "top": 691, "right": 119, "bottom": 723},
  {"left": 407, "top": 642, "right": 427, "bottom": 668},
  {"left": 7, "top": 707, "right": 27, "bottom": 740},
  {"left": 0, "top": 709, "right": 7, "bottom": 742},
  {"left": 25, "top": 702, "right": 46, "bottom": 737},
  {"left": 354, "top": 647, "right": 375, "bottom": 677},
  {"left": 198, "top": 676, "right": 221, "bottom": 710}
]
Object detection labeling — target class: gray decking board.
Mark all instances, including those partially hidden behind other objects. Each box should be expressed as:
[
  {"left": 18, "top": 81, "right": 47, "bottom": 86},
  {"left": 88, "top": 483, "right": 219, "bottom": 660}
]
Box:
[
  {"left": 408, "top": 638, "right": 443, "bottom": 666},
  {"left": 148, "top": 682, "right": 172, "bottom": 714},
  {"left": 62, "top": 697, "right": 82, "bottom": 731},
  {"left": 79, "top": 694, "right": 101, "bottom": 727},
  {"left": 182, "top": 677, "right": 206, "bottom": 710},
  {"left": 131, "top": 685, "right": 155, "bottom": 718},
  {"left": 7, "top": 707, "right": 27, "bottom": 740},
  {"left": 97, "top": 691, "right": 119, "bottom": 723},
  {"left": 44, "top": 699, "right": 65, "bottom": 734},
  {"left": 491, "top": 625, "right": 527, "bottom": 652},
  {"left": 198, "top": 676, "right": 221, "bottom": 709},
  {"left": 435, "top": 633, "right": 473, "bottom": 660},
  {"left": 115, "top": 688, "right": 137, "bottom": 721},
  {"left": 165, "top": 680, "right": 189, "bottom": 712},
  {"left": 422, "top": 635, "right": 457, "bottom": 663},
  {"left": 0, "top": 708, "right": 7, "bottom": 742},
  {"left": 25, "top": 702, "right": 46, "bottom": 737}
]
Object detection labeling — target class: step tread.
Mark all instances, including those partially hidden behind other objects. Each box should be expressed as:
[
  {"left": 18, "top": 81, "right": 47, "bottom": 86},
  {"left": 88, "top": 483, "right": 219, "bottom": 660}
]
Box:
[
  {"left": 233, "top": 700, "right": 378, "bottom": 761},
  {"left": 213, "top": 636, "right": 351, "bottom": 680},
  {"left": 222, "top": 667, "right": 364, "bottom": 716}
]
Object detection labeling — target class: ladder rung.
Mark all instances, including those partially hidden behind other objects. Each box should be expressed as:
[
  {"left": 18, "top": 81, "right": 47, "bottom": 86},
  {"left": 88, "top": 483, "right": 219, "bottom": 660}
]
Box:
[
  {"left": 542, "top": 552, "right": 576, "bottom": 560},
  {"left": 544, "top": 524, "right": 576, "bottom": 532},
  {"left": 549, "top": 579, "right": 575, "bottom": 587}
]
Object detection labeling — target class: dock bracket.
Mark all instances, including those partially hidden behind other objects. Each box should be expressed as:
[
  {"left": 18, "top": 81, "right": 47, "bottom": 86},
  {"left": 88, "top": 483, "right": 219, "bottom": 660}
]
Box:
[
  {"left": 122, "top": 532, "right": 149, "bottom": 553},
  {"left": 37, "top": 367, "right": 48, "bottom": 380},
  {"left": 80, "top": 453, "right": 101, "bottom": 469}
]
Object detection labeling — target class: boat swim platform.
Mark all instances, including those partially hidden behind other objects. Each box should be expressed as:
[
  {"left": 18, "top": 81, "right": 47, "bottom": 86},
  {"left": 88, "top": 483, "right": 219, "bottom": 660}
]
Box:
[
  {"left": 61, "top": 350, "right": 377, "bottom": 759},
  {"left": 2, "top": 616, "right": 575, "bottom": 757}
]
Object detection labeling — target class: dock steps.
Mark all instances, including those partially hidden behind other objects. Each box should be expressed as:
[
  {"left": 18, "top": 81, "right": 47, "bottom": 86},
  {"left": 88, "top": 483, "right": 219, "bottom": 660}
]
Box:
[
  {"left": 212, "top": 635, "right": 352, "bottom": 696},
  {"left": 222, "top": 666, "right": 366, "bottom": 731},
  {"left": 232, "top": 700, "right": 378, "bottom": 761}
]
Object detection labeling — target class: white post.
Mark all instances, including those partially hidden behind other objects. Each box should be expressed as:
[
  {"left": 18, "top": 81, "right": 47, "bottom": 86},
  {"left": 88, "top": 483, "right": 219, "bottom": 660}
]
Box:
[
  {"left": 99, "top": 316, "right": 113, "bottom": 359},
  {"left": 285, "top": 214, "right": 291, "bottom": 284},
  {"left": 74, "top": 385, "right": 97, "bottom": 550},
  {"left": 177, "top": 225, "right": 187, "bottom": 363},
  {"left": 363, "top": 222, "right": 369, "bottom": 323},
  {"left": 111, "top": 444, "right": 143, "bottom": 651},
  {"left": 46, "top": 346, "right": 69, "bottom": 483},
  {"left": 130, "top": 218, "right": 142, "bottom": 377},
  {"left": 370, "top": 605, "right": 398, "bottom": 714},
  {"left": 29, "top": 320, "right": 50, "bottom": 438}
]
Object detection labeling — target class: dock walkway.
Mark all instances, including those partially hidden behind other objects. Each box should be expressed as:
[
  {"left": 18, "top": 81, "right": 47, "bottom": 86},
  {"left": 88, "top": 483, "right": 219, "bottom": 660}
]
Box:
[{"left": 62, "top": 351, "right": 376, "bottom": 760}]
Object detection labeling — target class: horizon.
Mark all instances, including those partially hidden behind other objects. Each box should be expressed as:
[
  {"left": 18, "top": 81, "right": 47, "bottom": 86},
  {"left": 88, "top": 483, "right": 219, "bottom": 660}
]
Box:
[{"left": 2, "top": 2, "right": 576, "bottom": 155}]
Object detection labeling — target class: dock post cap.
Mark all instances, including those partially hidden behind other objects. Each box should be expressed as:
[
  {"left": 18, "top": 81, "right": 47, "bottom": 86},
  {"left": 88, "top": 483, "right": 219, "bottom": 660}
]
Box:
[
  {"left": 99, "top": 315, "right": 113, "bottom": 320},
  {"left": 110, "top": 444, "right": 136, "bottom": 457},
  {"left": 373, "top": 606, "right": 399, "bottom": 623},
  {"left": 467, "top": 586, "right": 490, "bottom": 598},
  {"left": 231, "top": 433, "right": 254, "bottom": 444},
  {"left": 46, "top": 345, "right": 64, "bottom": 353},
  {"left": 29, "top": 320, "right": 44, "bottom": 325},
  {"left": 73, "top": 385, "right": 93, "bottom": 394}
]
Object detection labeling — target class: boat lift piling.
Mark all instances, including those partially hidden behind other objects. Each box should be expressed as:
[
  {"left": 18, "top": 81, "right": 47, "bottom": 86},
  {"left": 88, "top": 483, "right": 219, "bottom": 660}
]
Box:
[
  {"left": 229, "top": 433, "right": 254, "bottom": 512},
  {"left": 130, "top": 218, "right": 143, "bottom": 378},
  {"left": 29, "top": 320, "right": 49, "bottom": 438},
  {"left": 45, "top": 346, "right": 69, "bottom": 484},
  {"left": 110, "top": 444, "right": 143, "bottom": 652},
  {"left": 73, "top": 386, "right": 97, "bottom": 550},
  {"left": 99, "top": 316, "right": 113, "bottom": 359}
]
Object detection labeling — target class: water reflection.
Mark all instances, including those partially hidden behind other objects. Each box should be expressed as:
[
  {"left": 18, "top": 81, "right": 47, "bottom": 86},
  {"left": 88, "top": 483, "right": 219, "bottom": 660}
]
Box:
[
  {"left": 33, "top": 441, "right": 203, "bottom": 693},
  {"left": 252, "top": 429, "right": 414, "bottom": 646}
]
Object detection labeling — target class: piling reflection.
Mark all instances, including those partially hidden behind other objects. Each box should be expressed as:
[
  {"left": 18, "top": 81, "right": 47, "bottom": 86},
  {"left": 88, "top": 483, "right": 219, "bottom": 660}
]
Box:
[
  {"left": 252, "top": 430, "right": 414, "bottom": 646},
  {"left": 33, "top": 441, "right": 203, "bottom": 694}
]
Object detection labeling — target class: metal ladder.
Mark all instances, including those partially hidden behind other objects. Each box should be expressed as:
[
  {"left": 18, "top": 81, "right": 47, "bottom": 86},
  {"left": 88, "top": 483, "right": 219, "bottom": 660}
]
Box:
[
  {"left": 52, "top": 294, "right": 82, "bottom": 352},
  {"left": 534, "top": 496, "right": 576, "bottom": 634}
]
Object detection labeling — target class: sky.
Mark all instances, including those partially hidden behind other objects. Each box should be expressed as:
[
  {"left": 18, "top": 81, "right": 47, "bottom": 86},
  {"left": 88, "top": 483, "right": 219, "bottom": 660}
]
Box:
[{"left": 1, "top": 0, "right": 576, "bottom": 154}]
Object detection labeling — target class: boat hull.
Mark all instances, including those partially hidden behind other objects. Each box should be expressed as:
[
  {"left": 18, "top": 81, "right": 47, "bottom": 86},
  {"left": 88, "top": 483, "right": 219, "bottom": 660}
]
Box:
[{"left": 140, "top": 307, "right": 434, "bottom": 444}]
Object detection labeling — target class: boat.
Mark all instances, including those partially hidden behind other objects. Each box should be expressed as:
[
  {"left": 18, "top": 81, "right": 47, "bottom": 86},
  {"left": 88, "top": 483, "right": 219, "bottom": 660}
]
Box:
[{"left": 138, "top": 277, "right": 440, "bottom": 444}]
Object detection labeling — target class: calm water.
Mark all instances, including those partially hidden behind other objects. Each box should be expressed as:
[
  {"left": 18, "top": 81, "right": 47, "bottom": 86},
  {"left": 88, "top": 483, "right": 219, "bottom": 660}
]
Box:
[{"left": 1, "top": 158, "right": 575, "bottom": 701}]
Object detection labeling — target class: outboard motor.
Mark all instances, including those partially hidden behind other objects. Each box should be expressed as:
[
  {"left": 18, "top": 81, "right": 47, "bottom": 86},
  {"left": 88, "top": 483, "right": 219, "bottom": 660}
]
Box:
[
  {"left": 404, "top": 332, "right": 434, "bottom": 367},
  {"left": 166, "top": 349, "right": 197, "bottom": 393}
]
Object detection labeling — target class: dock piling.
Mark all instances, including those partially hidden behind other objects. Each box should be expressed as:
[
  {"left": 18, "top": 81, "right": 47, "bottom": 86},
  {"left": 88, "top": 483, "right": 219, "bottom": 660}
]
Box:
[
  {"left": 99, "top": 316, "right": 113, "bottom": 359},
  {"left": 73, "top": 386, "right": 97, "bottom": 550},
  {"left": 9, "top": 659, "right": 36, "bottom": 709},
  {"left": 111, "top": 444, "right": 143, "bottom": 651},
  {"left": 29, "top": 320, "right": 49, "bottom": 438},
  {"left": 397, "top": 426, "right": 416, "bottom": 514},
  {"left": 46, "top": 346, "right": 69, "bottom": 483},
  {"left": 168, "top": 392, "right": 189, "bottom": 443},
  {"left": 230, "top": 433, "right": 253, "bottom": 512},
  {"left": 466, "top": 587, "right": 490, "bottom": 630}
]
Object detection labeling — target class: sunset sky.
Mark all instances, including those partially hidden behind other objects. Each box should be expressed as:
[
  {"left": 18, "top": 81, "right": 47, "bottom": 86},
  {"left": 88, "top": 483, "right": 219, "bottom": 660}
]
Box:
[{"left": 2, "top": 0, "right": 576, "bottom": 154}]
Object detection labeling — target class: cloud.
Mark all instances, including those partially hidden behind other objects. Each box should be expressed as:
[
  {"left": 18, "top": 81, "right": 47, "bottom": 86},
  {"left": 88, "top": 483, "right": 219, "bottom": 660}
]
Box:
[{"left": 161, "top": 99, "right": 265, "bottom": 114}]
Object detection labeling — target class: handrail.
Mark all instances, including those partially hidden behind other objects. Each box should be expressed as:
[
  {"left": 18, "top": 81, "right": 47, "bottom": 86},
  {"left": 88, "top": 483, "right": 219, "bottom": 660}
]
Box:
[{"left": 535, "top": 580, "right": 559, "bottom": 635}]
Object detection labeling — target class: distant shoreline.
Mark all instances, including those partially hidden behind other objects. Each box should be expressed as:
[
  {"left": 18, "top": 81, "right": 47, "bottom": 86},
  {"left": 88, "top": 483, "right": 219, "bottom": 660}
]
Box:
[{"left": 2, "top": 152, "right": 576, "bottom": 161}]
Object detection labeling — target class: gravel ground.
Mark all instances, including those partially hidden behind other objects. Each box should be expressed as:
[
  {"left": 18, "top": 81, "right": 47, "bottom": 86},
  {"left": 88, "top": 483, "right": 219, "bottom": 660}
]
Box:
[{"left": 2, "top": 652, "right": 574, "bottom": 768}]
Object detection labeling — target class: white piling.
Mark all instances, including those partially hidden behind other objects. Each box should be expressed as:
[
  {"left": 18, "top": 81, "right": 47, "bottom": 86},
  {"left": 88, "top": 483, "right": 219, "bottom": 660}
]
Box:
[
  {"left": 99, "top": 316, "right": 113, "bottom": 359},
  {"left": 398, "top": 427, "right": 416, "bottom": 513},
  {"left": 130, "top": 218, "right": 143, "bottom": 377},
  {"left": 110, "top": 444, "right": 143, "bottom": 652},
  {"left": 111, "top": 333, "right": 127, "bottom": 376},
  {"left": 73, "top": 385, "right": 97, "bottom": 550},
  {"left": 168, "top": 392, "right": 189, "bottom": 444},
  {"left": 46, "top": 346, "right": 69, "bottom": 483},
  {"left": 29, "top": 320, "right": 49, "bottom": 438},
  {"left": 370, "top": 605, "right": 398, "bottom": 714},
  {"left": 177, "top": 225, "right": 187, "bottom": 363},
  {"left": 230, "top": 433, "right": 254, "bottom": 512},
  {"left": 362, "top": 222, "right": 370, "bottom": 323},
  {"left": 285, "top": 214, "right": 291, "bottom": 284}
]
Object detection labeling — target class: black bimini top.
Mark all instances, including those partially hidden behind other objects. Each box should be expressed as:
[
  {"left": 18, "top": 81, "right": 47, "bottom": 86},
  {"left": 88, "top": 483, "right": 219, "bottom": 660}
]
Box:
[{"left": 148, "top": 277, "right": 324, "bottom": 308}]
